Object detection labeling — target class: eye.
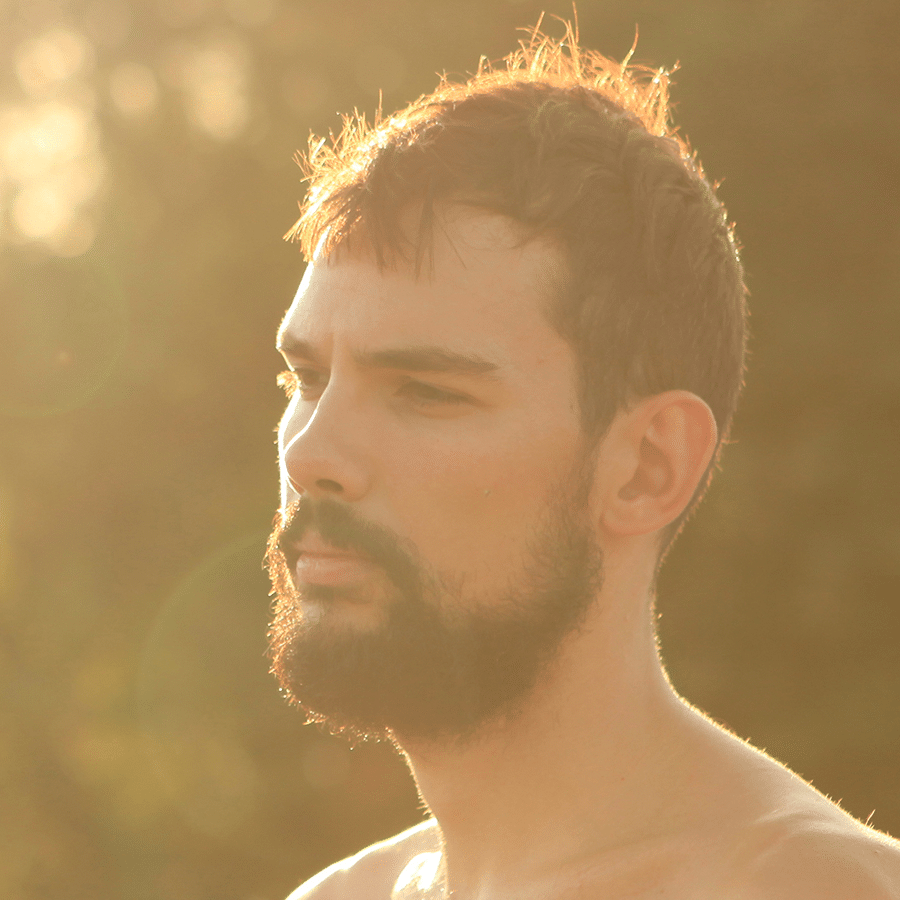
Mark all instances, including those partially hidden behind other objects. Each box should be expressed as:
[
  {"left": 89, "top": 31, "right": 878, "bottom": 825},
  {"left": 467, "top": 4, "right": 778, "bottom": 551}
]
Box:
[
  {"left": 277, "top": 368, "right": 327, "bottom": 400},
  {"left": 399, "top": 380, "right": 468, "bottom": 407}
]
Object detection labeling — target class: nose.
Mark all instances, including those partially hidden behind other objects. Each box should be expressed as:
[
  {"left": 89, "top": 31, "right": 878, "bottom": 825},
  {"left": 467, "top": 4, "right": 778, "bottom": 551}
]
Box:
[{"left": 279, "top": 392, "right": 372, "bottom": 503}]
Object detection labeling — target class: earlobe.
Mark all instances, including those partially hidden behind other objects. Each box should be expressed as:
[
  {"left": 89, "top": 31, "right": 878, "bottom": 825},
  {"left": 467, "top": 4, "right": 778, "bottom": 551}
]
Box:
[{"left": 601, "top": 392, "right": 717, "bottom": 537}]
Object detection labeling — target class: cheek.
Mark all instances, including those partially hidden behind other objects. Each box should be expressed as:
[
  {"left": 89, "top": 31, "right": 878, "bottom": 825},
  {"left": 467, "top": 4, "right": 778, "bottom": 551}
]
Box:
[{"left": 384, "top": 423, "right": 580, "bottom": 564}]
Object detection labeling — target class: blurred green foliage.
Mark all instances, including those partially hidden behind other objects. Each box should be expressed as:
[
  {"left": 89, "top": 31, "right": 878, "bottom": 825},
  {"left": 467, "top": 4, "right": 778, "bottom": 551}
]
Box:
[{"left": 0, "top": 1, "right": 898, "bottom": 898}]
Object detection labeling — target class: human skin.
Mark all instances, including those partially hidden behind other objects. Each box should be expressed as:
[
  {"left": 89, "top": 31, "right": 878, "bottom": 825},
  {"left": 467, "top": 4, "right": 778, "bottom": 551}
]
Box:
[{"left": 276, "top": 208, "right": 900, "bottom": 900}]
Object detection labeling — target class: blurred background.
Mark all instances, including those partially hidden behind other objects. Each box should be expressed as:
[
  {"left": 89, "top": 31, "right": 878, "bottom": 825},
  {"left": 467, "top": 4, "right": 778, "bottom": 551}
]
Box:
[{"left": 0, "top": 0, "right": 898, "bottom": 897}]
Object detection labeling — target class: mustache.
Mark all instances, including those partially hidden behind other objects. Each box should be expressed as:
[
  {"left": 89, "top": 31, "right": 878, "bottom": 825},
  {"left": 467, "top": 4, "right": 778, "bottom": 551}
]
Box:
[{"left": 271, "top": 497, "right": 422, "bottom": 596}]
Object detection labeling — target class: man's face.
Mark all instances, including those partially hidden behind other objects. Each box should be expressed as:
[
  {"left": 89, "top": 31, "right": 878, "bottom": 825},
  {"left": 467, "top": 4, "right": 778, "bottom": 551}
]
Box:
[{"left": 267, "top": 209, "right": 603, "bottom": 742}]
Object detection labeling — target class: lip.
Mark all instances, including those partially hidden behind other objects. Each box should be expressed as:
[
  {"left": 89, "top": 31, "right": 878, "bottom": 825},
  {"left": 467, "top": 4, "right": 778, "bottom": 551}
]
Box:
[{"left": 291, "top": 538, "right": 377, "bottom": 587}]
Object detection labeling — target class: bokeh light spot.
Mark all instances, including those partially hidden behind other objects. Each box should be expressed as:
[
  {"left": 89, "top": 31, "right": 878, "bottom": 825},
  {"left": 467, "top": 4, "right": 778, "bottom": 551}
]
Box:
[
  {"left": 12, "top": 181, "right": 67, "bottom": 238},
  {"left": 2, "top": 101, "right": 94, "bottom": 181},
  {"left": 14, "top": 28, "right": 94, "bottom": 97},
  {"left": 169, "top": 35, "right": 251, "bottom": 141},
  {"left": 0, "top": 99, "right": 105, "bottom": 251}
]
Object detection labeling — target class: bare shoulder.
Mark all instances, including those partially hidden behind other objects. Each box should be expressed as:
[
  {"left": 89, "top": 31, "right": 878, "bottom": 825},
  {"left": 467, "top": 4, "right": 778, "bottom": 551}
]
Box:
[
  {"left": 285, "top": 818, "right": 441, "bottom": 900},
  {"left": 683, "top": 709, "right": 900, "bottom": 900},
  {"left": 727, "top": 802, "right": 900, "bottom": 900}
]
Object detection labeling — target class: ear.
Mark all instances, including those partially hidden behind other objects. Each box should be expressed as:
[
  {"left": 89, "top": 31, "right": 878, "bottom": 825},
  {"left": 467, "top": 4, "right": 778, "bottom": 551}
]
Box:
[{"left": 598, "top": 391, "right": 718, "bottom": 537}]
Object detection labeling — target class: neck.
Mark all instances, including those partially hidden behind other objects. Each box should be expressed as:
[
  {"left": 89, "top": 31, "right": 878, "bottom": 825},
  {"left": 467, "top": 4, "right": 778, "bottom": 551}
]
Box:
[{"left": 395, "top": 544, "right": 698, "bottom": 898}]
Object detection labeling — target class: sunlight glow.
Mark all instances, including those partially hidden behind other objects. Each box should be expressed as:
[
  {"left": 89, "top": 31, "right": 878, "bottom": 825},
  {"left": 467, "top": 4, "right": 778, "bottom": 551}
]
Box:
[
  {"left": 2, "top": 26, "right": 104, "bottom": 254},
  {"left": 1, "top": 99, "right": 104, "bottom": 253}
]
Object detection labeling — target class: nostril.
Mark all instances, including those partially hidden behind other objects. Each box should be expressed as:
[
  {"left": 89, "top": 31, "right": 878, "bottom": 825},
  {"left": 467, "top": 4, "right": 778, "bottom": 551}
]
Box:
[{"left": 316, "top": 478, "right": 343, "bottom": 493}]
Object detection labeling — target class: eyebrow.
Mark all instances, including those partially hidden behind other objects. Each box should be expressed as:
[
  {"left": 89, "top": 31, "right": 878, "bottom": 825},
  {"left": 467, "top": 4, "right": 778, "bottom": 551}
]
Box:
[
  {"left": 276, "top": 336, "right": 324, "bottom": 364},
  {"left": 276, "top": 337, "right": 499, "bottom": 377},
  {"left": 355, "top": 347, "right": 499, "bottom": 376}
]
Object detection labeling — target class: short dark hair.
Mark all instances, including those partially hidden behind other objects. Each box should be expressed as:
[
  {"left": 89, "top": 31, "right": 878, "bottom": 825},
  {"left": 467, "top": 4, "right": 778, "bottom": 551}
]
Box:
[{"left": 286, "top": 21, "right": 748, "bottom": 539}]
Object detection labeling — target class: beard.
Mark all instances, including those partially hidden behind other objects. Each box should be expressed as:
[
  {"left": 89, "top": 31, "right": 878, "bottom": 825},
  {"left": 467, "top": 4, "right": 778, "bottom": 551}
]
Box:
[{"left": 265, "top": 466, "right": 602, "bottom": 745}]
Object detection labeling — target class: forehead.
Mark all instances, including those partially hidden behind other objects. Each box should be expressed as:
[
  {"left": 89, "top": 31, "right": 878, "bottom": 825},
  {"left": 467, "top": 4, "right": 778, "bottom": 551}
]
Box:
[{"left": 280, "top": 209, "right": 570, "bottom": 365}]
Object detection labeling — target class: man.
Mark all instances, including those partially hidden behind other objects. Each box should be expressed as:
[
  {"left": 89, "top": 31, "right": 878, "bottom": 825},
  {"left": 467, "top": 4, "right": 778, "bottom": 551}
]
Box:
[{"left": 265, "top": 22, "right": 900, "bottom": 900}]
